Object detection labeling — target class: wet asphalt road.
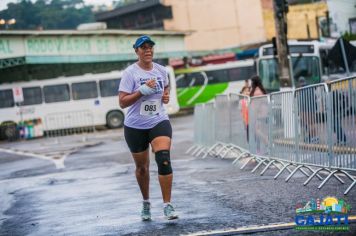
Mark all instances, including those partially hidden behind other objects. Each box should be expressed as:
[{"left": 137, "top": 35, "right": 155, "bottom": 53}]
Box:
[{"left": 0, "top": 115, "right": 356, "bottom": 236}]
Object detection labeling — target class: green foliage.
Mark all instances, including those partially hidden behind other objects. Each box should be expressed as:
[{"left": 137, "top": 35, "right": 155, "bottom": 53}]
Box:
[
  {"left": 113, "top": 0, "right": 144, "bottom": 7},
  {"left": 343, "top": 32, "right": 356, "bottom": 41},
  {"left": 0, "top": 0, "right": 94, "bottom": 30}
]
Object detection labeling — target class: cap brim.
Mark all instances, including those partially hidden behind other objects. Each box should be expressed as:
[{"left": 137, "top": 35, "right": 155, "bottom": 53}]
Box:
[{"left": 134, "top": 40, "right": 155, "bottom": 48}]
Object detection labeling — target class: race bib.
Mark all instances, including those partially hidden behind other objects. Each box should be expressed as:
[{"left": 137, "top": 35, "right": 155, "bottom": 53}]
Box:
[{"left": 140, "top": 100, "right": 161, "bottom": 116}]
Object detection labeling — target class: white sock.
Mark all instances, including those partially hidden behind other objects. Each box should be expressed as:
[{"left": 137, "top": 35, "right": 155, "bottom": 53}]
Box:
[
  {"left": 164, "top": 202, "right": 171, "bottom": 207},
  {"left": 143, "top": 199, "right": 150, "bottom": 204}
]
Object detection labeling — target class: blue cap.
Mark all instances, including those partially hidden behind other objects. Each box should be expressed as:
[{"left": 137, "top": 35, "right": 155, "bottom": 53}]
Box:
[{"left": 133, "top": 35, "right": 155, "bottom": 49}]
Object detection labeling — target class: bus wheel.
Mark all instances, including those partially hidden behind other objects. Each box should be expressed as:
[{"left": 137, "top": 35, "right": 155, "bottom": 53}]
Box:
[
  {"left": 2, "top": 123, "right": 19, "bottom": 141},
  {"left": 106, "top": 111, "right": 124, "bottom": 129}
]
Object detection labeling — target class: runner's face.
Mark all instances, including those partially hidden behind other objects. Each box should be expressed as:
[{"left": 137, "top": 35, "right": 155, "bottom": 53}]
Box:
[{"left": 136, "top": 43, "right": 154, "bottom": 63}]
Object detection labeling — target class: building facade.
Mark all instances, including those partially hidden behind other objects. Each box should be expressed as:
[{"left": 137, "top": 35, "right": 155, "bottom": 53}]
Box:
[
  {"left": 96, "top": 0, "right": 267, "bottom": 51},
  {"left": 261, "top": 0, "right": 328, "bottom": 40},
  {"left": 326, "top": 0, "right": 356, "bottom": 36},
  {"left": 0, "top": 30, "right": 186, "bottom": 83},
  {"left": 261, "top": 0, "right": 356, "bottom": 40}
]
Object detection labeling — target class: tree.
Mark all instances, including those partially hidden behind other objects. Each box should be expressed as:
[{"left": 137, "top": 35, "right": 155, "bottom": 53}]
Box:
[
  {"left": 0, "top": 0, "right": 94, "bottom": 30},
  {"left": 112, "top": 0, "right": 145, "bottom": 8}
]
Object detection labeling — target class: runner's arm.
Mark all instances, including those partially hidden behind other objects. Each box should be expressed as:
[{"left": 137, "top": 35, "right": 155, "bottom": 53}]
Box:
[
  {"left": 119, "top": 79, "right": 156, "bottom": 108},
  {"left": 162, "top": 86, "right": 170, "bottom": 104},
  {"left": 119, "top": 91, "right": 142, "bottom": 109}
]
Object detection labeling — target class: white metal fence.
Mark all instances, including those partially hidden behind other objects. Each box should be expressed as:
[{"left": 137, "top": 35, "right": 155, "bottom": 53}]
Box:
[
  {"left": 0, "top": 110, "right": 96, "bottom": 142},
  {"left": 188, "top": 76, "right": 356, "bottom": 195}
]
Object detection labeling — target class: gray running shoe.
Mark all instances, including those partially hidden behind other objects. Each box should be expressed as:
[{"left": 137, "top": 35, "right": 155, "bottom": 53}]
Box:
[
  {"left": 141, "top": 202, "right": 151, "bottom": 221},
  {"left": 164, "top": 203, "right": 178, "bottom": 220}
]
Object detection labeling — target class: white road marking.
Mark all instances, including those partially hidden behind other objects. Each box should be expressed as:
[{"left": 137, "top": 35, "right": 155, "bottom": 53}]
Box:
[
  {"left": 0, "top": 141, "right": 102, "bottom": 170},
  {"left": 185, "top": 215, "right": 356, "bottom": 235},
  {"left": 0, "top": 147, "right": 66, "bottom": 169}
]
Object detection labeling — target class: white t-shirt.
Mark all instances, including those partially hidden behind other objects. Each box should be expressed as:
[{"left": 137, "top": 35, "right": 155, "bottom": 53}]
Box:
[{"left": 119, "top": 62, "right": 169, "bottom": 129}]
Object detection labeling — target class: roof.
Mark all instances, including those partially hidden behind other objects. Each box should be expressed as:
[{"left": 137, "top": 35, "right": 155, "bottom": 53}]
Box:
[
  {"left": 0, "top": 29, "right": 187, "bottom": 36},
  {"left": 95, "top": 0, "right": 162, "bottom": 21}
]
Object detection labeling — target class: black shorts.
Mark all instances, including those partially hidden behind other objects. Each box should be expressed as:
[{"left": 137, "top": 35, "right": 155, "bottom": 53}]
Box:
[{"left": 124, "top": 120, "right": 172, "bottom": 153}]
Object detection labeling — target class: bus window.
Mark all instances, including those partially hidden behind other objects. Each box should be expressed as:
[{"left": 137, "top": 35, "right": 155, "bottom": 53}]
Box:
[
  {"left": 188, "top": 72, "right": 205, "bottom": 86},
  {"left": 206, "top": 70, "right": 228, "bottom": 83},
  {"left": 258, "top": 58, "right": 279, "bottom": 91},
  {"left": 176, "top": 72, "right": 205, "bottom": 88},
  {"left": 292, "top": 56, "right": 320, "bottom": 86},
  {"left": 259, "top": 56, "right": 320, "bottom": 90},
  {"left": 44, "top": 84, "right": 70, "bottom": 103},
  {"left": 175, "top": 74, "right": 190, "bottom": 88},
  {"left": 0, "top": 89, "right": 15, "bottom": 108},
  {"left": 72, "top": 81, "right": 98, "bottom": 100},
  {"left": 227, "top": 67, "right": 241, "bottom": 81},
  {"left": 23, "top": 87, "right": 42, "bottom": 106},
  {"left": 319, "top": 48, "right": 329, "bottom": 76},
  {"left": 227, "top": 66, "right": 255, "bottom": 82},
  {"left": 100, "top": 79, "right": 121, "bottom": 97}
]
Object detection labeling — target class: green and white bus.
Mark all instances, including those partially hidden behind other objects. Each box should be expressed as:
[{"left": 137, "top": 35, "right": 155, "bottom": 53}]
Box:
[{"left": 175, "top": 60, "right": 255, "bottom": 108}]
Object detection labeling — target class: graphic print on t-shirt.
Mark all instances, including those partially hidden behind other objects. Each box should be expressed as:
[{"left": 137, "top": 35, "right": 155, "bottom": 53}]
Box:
[{"left": 139, "top": 77, "right": 164, "bottom": 94}]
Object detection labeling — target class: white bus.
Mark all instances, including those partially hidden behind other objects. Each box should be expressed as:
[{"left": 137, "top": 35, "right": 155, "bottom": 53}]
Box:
[
  {"left": 0, "top": 66, "right": 179, "bottom": 140},
  {"left": 257, "top": 40, "right": 356, "bottom": 92}
]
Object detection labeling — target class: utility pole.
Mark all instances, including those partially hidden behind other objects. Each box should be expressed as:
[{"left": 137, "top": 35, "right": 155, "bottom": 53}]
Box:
[
  {"left": 325, "top": 11, "right": 330, "bottom": 37},
  {"left": 273, "top": 0, "right": 292, "bottom": 88}
]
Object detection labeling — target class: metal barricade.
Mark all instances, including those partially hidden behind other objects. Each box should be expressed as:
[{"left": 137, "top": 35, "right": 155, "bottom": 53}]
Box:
[
  {"left": 203, "top": 102, "right": 216, "bottom": 148},
  {"left": 294, "top": 84, "right": 330, "bottom": 167},
  {"left": 191, "top": 77, "right": 356, "bottom": 195},
  {"left": 212, "top": 94, "right": 248, "bottom": 159},
  {"left": 248, "top": 95, "right": 270, "bottom": 157},
  {"left": 214, "top": 95, "right": 231, "bottom": 144},
  {"left": 188, "top": 102, "right": 215, "bottom": 157},
  {"left": 200, "top": 95, "right": 231, "bottom": 159},
  {"left": 229, "top": 93, "right": 250, "bottom": 151},
  {"left": 268, "top": 89, "right": 323, "bottom": 182},
  {"left": 228, "top": 93, "right": 254, "bottom": 163},
  {"left": 192, "top": 104, "right": 204, "bottom": 146},
  {"left": 328, "top": 77, "right": 356, "bottom": 170},
  {"left": 269, "top": 90, "right": 297, "bottom": 163},
  {"left": 187, "top": 104, "right": 202, "bottom": 154},
  {"left": 322, "top": 77, "right": 356, "bottom": 194}
]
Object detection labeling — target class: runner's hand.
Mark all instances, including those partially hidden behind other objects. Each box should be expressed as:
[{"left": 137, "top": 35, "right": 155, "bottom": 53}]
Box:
[
  {"left": 139, "top": 84, "right": 156, "bottom": 96},
  {"left": 162, "top": 90, "right": 169, "bottom": 104},
  {"left": 145, "top": 79, "right": 156, "bottom": 88}
]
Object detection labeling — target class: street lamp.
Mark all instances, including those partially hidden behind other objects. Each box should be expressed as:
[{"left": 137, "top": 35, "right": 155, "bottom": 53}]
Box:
[{"left": 0, "top": 18, "right": 16, "bottom": 29}]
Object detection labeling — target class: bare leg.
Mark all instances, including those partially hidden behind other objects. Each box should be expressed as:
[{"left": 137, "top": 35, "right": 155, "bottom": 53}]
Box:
[
  {"left": 151, "top": 136, "right": 172, "bottom": 203},
  {"left": 132, "top": 149, "right": 150, "bottom": 200}
]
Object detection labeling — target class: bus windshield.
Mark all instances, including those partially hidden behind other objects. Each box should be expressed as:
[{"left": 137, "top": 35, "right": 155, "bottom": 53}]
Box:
[{"left": 258, "top": 56, "right": 320, "bottom": 91}]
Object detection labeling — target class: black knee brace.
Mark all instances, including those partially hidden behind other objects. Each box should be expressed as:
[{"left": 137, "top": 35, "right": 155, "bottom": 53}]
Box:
[{"left": 155, "top": 150, "right": 172, "bottom": 175}]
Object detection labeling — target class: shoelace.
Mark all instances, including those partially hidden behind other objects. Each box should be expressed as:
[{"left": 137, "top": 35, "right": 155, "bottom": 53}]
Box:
[{"left": 143, "top": 204, "right": 150, "bottom": 213}]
